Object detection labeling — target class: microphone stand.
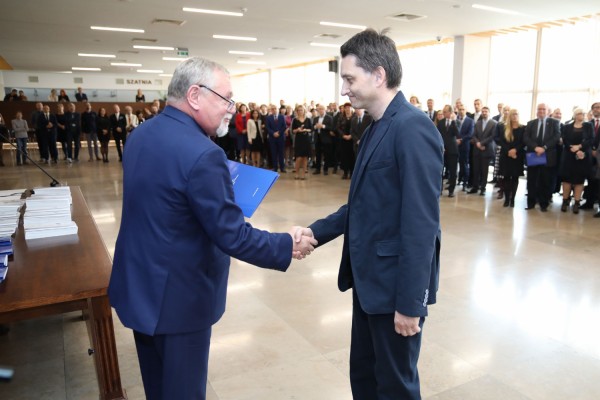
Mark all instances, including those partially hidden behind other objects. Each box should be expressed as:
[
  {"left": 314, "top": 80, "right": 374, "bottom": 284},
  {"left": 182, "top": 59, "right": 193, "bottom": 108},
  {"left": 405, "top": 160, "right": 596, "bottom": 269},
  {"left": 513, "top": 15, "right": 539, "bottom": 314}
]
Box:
[{"left": 0, "top": 131, "right": 60, "bottom": 187}]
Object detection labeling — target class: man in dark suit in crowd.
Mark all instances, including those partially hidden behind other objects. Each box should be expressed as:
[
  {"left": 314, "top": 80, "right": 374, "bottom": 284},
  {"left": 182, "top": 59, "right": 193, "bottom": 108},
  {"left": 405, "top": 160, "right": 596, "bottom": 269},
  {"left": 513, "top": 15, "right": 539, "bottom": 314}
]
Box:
[
  {"left": 295, "top": 29, "right": 443, "bottom": 400},
  {"left": 425, "top": 98, "right": 437, "bottom": 121},
  {"left": 524, "top": 103, "right": 561, "bottom": 211},
  {"left": 64, "top": 102, "right": 81, "bottom": 162},
  {"left": 110, "top": 104, "right": 127, "bottom": 162},
  {"left": 468, "top": 106, "right": 497, "bottom": 195},
  {"left": 266, "top": 104, "right": 287, "bottom": 172},
  {"left": 586, "top": 102, "right": 600, "bottom": 212},
  {"left": 350, "top": 108, "right": 372, "bottom": 155},
  {"left": 492, "top": 103, "right": 504, "bottom": 121},
  {"left": 37, "top": 104, "right": 58, "bottom": 164},
  {"left": 108, "top": 57, "right": 316, "bottom": 400},
  {"left": 456, "top": 104, "right": 474, "bottom": 189},
  {"left": 30, "top": 102, "right": 44, "bottom": 162},
  {"left": 312, "top": 104, "right": 335, "bottom": 175},
  {"left": 438, "top": 105, "right": 460, "bottom": 197},
  {"left": 75, "top": 86, "right": 88, "bottom": 102}
]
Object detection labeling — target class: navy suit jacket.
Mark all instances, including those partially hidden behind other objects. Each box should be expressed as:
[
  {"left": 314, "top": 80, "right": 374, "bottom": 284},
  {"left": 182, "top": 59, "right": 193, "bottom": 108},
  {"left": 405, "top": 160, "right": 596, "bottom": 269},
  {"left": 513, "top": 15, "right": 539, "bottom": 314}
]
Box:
[
  {"left": 457, "top": 116, "right": 474, "bottom": 152},
  {"left": 437, "top": 119, "right": 459, "bottom": 155},
  {"left": 37, "top": 112, "right": 57, "bottom": 135},
  {"left": 309, "top": 91, "right": 443, "bottom": 317},
  {"left": 108, "top": 106, "right": 293, "bottom": 335},
  {"left": 266, "top": 114, "right": 286, "bottom": 142}
]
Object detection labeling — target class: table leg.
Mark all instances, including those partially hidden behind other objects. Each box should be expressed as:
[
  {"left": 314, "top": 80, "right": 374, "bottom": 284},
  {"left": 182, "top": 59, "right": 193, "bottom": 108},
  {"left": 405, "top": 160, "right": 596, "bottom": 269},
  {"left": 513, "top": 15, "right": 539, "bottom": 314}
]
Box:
[{"left": 87, "top": 295, "right": 127, "bottom": 400}]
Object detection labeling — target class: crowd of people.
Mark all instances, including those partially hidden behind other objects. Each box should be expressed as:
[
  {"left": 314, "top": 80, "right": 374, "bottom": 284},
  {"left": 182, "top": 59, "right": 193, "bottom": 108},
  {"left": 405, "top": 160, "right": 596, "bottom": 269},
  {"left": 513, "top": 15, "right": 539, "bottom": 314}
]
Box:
[
  {"left": 417, "top": 96, "right": 600, "bottom": 216},
  {"left": 2, "top": 89, "right": 600, "bottom": 217},
  {"left": 3, "top": 87, "right": 150, "bottom": 103}
]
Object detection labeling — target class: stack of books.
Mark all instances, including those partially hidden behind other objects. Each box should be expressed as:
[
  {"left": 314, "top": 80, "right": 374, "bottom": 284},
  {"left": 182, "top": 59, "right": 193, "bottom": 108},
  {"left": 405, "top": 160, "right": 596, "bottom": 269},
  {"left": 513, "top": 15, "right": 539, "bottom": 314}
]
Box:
[
  {"left": 24, "top": 187, "right": 78, "bottom": 240},
  {"left": 0, "top": 189, "right": 25, "bottom": 238}
]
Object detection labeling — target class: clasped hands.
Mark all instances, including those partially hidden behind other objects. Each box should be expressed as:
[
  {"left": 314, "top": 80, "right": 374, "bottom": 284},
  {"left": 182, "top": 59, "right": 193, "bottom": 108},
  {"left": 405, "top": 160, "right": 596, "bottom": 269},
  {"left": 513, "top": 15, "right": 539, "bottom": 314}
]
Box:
[{"left": 288, "top": 226, "right": 316, "bottom": 260}]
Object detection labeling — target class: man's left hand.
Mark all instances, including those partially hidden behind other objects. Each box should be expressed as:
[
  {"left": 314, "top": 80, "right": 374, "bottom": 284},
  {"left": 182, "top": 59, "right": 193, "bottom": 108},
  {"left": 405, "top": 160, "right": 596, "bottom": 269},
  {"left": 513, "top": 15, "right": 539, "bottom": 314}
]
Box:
[{"left": 394, "top": 311, "right": 420, "bottom": 337}]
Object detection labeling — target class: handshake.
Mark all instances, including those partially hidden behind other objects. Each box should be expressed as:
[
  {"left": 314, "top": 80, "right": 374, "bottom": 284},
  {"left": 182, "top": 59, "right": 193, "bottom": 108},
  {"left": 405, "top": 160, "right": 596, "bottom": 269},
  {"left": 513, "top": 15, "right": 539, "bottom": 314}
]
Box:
[{"left": 288, "top": 226, "right": 316, "bottom": 260}]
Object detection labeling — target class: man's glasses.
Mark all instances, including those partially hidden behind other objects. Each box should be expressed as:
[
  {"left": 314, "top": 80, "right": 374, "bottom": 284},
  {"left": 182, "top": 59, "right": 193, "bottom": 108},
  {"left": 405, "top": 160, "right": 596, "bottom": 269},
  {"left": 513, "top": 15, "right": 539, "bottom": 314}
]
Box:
[{"left": 197, "top": 84, "right": 235, "bottom": 112}]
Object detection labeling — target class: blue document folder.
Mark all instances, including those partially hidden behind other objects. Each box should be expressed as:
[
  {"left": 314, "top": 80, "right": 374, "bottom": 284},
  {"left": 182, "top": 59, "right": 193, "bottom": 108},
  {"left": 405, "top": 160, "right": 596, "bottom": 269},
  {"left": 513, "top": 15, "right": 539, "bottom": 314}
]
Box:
[{"left": 227, "top": 161, "right": 279, "bottom": 218}]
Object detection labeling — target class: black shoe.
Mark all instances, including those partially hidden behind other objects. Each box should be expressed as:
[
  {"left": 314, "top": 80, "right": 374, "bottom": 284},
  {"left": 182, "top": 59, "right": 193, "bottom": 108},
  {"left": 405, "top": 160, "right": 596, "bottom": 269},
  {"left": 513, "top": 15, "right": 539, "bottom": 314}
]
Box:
[
  {"left": 448, "top": 192, "right": 455, "bottom": 198},
  {"left": 467, "top": 188, "right": 478, "bottom": 194},
  {"left": 573, "top": 201, "right": 580, "bottom": 214},
  {"left": 510, "top": 200, "right": 515, "bottom": 208},
  {"left": 561, "top": 199, "right": 569, "bottom": 212},
  {"left": 503, "top": 200, "right": 509, "bottom": 207},
  {"left": 525, "top": 206, "right": 535, "bottom": 210},
  {"left": 323, "top": 171, "right": 328, "bottom": 176},
  {"left": 594, "top": 211, "right": 600, "bottom": 218},
  {"left": 579, "top": 202, "right": 594, "bottom": 210},
  {"left": 479, "top": 191, "right": 485, "bottom": 196},
  {"left": 488, "top": 178, "right": 497, "bottom": 183},
  {"left": 313, "top": 171, "right": 321, "bottom": 175},
  {"left": 540, "top": 207, "right": 548, "bottom": 212},
  {"left": 333, "top": 168, "right": 338, "bottom": 174}
]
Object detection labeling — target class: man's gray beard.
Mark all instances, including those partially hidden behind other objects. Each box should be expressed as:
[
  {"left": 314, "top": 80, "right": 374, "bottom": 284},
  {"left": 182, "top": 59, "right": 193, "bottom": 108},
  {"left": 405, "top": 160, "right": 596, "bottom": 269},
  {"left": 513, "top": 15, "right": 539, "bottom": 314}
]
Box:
[{"left": 216, "top": 113, "right": 232, "bottom": 137}]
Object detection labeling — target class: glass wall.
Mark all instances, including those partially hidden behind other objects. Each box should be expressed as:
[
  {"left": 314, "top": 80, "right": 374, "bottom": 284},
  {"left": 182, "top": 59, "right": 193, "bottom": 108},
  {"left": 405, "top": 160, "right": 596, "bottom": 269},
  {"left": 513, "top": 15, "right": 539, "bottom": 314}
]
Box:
[
  {"left": 399, "top": 42, "right": 455, "bottom": 111},
  {"left": 488, "top": 30, "right": 538, "bottom": 119},
  {"left": 231, "top": 61, "right": 337, "bottom": 106},
  {"left": 537, "top": 18, "right": 600, "bottom": 121}
]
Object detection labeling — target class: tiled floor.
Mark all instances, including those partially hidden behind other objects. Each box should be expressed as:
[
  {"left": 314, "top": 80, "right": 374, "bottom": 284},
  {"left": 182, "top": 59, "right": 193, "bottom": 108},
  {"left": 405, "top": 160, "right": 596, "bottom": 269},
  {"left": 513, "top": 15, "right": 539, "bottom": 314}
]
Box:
[{"left": 1, "top": 146, "right": 600, "bottom": 399}]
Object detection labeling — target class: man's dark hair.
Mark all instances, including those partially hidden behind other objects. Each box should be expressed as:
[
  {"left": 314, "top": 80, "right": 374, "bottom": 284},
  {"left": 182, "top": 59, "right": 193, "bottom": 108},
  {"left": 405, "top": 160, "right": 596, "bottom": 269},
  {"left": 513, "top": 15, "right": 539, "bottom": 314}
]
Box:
[{"left": 340, "top": 28, "right": 402, "bottom": 89}]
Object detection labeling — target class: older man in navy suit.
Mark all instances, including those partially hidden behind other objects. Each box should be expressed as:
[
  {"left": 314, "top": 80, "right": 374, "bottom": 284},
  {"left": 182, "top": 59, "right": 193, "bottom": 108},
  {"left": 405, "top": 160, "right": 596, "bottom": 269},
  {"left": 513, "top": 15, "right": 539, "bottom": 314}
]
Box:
[
  {"left": 294, "top": 29, "right": 443, "bottom": 400},
  {"left": 266, "top": 104, "right": 287, "bottom": 172},
  {"left": 108, "top": 57, "right": 316, "bottom": 400}
]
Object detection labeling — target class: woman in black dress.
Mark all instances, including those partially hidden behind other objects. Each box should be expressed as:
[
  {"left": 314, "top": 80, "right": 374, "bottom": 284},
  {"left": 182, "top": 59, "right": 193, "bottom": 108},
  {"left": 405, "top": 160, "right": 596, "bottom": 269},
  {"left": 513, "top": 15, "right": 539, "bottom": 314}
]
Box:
[
  {"left": 246, "top": 109, "right": 264, "bottom": 168},
  {"left": 55, "top": 103, "right": 68, "bottom": 160},
  {"left": 560, "top": 108, "right": 593, "bottom": 213},
  {"left": 337, "top": 103, "right": 355, "bottom": 179},
  {"left": 96, "top": 107, "right": 111, "bottom": 162},
  {"left": 291, "top": 105, "right": 312, "bottom": 180},
  {"left": 498, "top": 109, "right": 525, "bottom": 207},
  {"left": 135, "top": 89, "right": 146, "bottom": 102}
]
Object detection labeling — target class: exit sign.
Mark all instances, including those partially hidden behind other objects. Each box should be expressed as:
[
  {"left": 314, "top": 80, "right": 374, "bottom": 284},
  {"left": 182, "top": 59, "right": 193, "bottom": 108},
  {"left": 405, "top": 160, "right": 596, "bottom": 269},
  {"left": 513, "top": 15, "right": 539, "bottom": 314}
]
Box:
[{"left": 177, "top": 47, "right": 189, "bottom": 57}]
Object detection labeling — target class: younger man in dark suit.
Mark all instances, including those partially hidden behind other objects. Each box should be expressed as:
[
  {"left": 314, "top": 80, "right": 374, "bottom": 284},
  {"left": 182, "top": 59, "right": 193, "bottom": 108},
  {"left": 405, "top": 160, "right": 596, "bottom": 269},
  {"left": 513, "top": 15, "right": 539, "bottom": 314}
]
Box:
[{"left": 294, "top": 28, "right": 443, "bottom": 400}]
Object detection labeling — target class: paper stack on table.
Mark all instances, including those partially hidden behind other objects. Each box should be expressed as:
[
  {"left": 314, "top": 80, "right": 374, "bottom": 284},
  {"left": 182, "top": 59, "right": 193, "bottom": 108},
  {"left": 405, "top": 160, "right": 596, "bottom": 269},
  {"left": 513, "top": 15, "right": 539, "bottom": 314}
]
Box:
[
  {"left": 0, "top": 189, "right": 26, "bottom": 238},
  {"left": 24, "top": 187, "right": 78, "bottom": 240}
]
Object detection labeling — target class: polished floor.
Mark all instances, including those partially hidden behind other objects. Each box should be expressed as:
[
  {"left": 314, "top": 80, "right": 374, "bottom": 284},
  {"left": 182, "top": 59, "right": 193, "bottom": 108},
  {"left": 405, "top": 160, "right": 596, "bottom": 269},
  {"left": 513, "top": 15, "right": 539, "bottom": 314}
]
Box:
[{"left": 1, "top": 144, "right": 600, "bottom": 400}]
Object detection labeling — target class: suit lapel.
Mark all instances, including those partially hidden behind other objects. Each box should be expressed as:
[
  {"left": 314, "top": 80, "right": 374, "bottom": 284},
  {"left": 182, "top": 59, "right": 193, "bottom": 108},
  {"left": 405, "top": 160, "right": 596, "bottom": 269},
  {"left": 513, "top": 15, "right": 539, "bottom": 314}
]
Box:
[{"left": 349, "top": 116, "right": 393, "bottom": 199}]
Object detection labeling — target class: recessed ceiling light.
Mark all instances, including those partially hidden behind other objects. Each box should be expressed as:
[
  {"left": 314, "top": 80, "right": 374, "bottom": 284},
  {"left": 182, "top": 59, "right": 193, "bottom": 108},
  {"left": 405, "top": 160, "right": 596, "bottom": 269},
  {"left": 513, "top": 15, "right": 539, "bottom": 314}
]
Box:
[
  {"left": 237, "top": 60, "right": 266, "bottom": 65},
  {"left": 111, "top": 62, "right": 142, "bottom": 67},
  {"left": 72, "top": 67, "right": 102, "bottom": 71},
  {"left": 91, "top": 26, "right": 145, "bottom": 33},
  {"left": 213, "top": 35, "right": 257, "bottom": 42},
  {"left": 310, "top": 42, "right": 340, "bottom": 48},
  {"left": 162, "top": 57, "right": 188, "bottom": 61},
  {"left": 229, "top": 50, "right": 264, "bottom": 56},
  {"left": 133, "top": 45, "right": 175, "bottom": 51},
  {"left": 78, "top": 53, "right": 116, "bottom": 58},
  {"left": 182, "top": 7, "right": 243, "bottom": 17},
  {"left": 137, "top": 69, "right": 163, "bottom": 73},
  {"left": 159, "top": 74, "right": 173, "bottom": 77},
  {"left": 56, "top": 71, "right": 73, "bottom": 74},
  {"left": 320, "top": 21, "right": 366, "bottom": 30},
  {"left": 471, "top": 4, "right": 523, "bottom": 16}
]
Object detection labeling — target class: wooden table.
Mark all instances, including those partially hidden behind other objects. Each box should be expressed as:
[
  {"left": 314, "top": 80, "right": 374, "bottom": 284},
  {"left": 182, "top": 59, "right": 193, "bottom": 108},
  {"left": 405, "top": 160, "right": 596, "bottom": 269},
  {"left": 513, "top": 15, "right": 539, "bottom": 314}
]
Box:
[{"left": 0, "top": 186, "right": 126, "bottom": 399}]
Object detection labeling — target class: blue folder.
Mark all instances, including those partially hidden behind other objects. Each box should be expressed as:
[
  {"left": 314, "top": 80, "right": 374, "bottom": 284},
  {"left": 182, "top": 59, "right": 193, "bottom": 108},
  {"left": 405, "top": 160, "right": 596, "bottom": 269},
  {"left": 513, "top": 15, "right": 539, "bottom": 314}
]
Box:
[
  {"left": 227, "top": 161, "right": 279, "bottom": 218},
  {"left": 525, "top": 152, "right": 547, "bottom": 167}
]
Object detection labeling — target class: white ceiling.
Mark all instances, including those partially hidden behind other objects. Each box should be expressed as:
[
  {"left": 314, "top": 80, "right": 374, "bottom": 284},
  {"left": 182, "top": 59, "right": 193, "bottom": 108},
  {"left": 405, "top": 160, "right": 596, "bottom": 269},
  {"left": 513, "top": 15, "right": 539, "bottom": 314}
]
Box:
[{"left": 1, "top": 0, "right": 599, "bottom": 77}]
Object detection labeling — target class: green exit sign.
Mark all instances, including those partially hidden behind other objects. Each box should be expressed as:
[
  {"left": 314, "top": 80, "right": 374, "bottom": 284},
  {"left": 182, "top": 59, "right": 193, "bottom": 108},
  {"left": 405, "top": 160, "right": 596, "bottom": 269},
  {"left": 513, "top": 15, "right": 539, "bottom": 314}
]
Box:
[{"left": 177, "top": 48, "right": 189, "bottom": 57}]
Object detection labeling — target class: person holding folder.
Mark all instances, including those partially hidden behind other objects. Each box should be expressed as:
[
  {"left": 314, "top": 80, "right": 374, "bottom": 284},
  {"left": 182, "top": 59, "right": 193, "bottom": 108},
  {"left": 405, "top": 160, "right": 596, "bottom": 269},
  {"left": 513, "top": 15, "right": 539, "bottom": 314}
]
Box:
[{"left": 108, "top": 57, "right": 317, "bottom": 400}]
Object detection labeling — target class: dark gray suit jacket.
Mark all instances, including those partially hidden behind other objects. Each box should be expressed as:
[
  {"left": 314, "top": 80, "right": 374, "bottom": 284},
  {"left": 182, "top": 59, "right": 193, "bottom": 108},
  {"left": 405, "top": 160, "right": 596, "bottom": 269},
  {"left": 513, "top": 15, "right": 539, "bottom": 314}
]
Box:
[
  {"left": 524, "top": 117, "right": 561, "bottom": 167},
  {"left": 473, "top": 118, "right": 498, "bottom": 158}
]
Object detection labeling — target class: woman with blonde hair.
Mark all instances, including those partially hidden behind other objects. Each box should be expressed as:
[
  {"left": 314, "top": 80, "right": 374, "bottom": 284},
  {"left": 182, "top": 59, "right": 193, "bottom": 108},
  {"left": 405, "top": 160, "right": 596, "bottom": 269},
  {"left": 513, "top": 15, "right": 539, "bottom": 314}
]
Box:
[
  {"left": 497, "top": 109, "right": 525, "bottom": 207},
  {"left": 291, "top": 104, "right": 312, "bottom": 180},
  {"left": 560, "top": 108, "right": 593, "bottom": 213}
]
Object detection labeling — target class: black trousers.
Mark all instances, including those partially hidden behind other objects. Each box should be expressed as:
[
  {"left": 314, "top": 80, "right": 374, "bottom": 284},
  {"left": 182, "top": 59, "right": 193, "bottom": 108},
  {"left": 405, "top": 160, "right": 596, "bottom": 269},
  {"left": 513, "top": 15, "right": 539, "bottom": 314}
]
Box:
[
  {"left": 134, "top": 328, "right": 212, "bottom": 400},
  {"left": 458, "top": 148, "right": 470, "bottom": 185},
  {"left": 114, "top": 132, "right": 126, "bottom": 160},
  {"left": 472, "top": 153, "right": 492, "bottom": 192},
  {"left": 444, "top": 153, "right": 458, "bottom": 194},
  {"left": 527, "top": 165, "right": 552, "bottom": 208},
  {"left": 37, "top": 130, "right": 49, "bottom": 160},
  {"left": 314, "top": 140, "right": 334, "bottom": 172},
  {"left": 350, "top": 290, "right": 424, "bottom": 400}
]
